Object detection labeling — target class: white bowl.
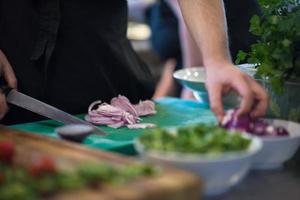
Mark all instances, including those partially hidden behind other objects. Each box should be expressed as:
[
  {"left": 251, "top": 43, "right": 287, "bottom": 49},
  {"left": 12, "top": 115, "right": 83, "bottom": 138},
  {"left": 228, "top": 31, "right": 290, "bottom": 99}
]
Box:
[
  {"left": 135, "top": 135, "right": 262, "bottom": 196},
  {"left": 252, "top": 119, "right": 300, "bottom": 170},
  {"left": 173, "top": 65, "right": 256, "bottom": 107}
]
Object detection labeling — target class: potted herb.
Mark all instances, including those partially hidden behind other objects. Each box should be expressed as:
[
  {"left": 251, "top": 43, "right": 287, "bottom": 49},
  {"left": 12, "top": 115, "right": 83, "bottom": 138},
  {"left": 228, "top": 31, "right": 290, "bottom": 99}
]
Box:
[{"left": 236, "top": 0, "right": 300, "bottom": 122}]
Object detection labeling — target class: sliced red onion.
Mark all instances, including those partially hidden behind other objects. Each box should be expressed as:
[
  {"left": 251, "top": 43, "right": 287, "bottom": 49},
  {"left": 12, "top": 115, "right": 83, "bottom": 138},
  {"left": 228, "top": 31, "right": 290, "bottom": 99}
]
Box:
[
  {"left": 127, "top": 123, "right": 157, "bottom": 129},
  {"left": 108, "top": 121, "right": 126, "bottom": 129},
  {"left": 251, "top": 120, "right": 268, "bottom": 136},
  {"left": 221, "top": 109, "right": 252, "bottom": 132},
  {"left": 88, "top": 100, "right": 102, "bottom": 113},
  {"left": 111, "top": 95, "right": 138, "bottom": 116},
  {"left": 85, "top": 95, "right": 156, "bottom": 129},
  {"left": 134, "top": 100, "right": 157, "bottom": 116},
  {"left": 221, "top": 109, "right": 289, "bottom": 137},
  {"left": 275, "top": 126, "right": 289, "bottom": 136}
]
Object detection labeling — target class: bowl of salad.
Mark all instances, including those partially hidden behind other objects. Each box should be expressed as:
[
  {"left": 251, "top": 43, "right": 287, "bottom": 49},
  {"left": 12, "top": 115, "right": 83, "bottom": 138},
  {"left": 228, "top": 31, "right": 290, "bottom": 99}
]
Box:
[
  {"left": 134, "top": 124, "right": 262, "bottom": 196},
  {"left": 222, "top": 110, "right": 300, "bottom": 169}
]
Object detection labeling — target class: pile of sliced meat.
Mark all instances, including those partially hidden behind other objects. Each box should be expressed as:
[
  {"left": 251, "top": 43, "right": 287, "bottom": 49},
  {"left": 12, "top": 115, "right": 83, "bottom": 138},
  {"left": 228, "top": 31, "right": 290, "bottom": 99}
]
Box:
[{"left": 85, "top": 95, "right": 156, "bottom": 129}]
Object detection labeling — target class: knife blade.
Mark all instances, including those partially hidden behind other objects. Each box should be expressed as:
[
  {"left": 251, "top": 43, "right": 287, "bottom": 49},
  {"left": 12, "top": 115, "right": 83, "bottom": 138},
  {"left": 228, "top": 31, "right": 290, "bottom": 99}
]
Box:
[{"left": 4, "top": 89, "right": 106, "bottom": 136}]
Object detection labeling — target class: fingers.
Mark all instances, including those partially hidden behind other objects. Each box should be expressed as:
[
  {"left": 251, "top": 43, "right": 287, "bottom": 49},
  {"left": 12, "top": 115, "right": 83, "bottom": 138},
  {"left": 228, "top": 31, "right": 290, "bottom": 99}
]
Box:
[
  {"left": 232, "top": 74, "right": 253, "bottom": 118},
  {"left": 2, "top": 59, "right": 17, "bottom": 89},
  {"left": 0, "top": 94, "right": 8, "bottom": 119},
  {"left": 205, "top": 64, "right": 269, "bottom": 121},
  {"left": 0, "top": 50, "right": 17, "bottom": 88},
  {"left": 0, "top": 50, "right": 15, "bottom": 119},
  {"left": 207, "top": 83, "right": 224, "bottom": 122},
  {"left": 248, "top": 79, "right": 269, "bottom": 118}
]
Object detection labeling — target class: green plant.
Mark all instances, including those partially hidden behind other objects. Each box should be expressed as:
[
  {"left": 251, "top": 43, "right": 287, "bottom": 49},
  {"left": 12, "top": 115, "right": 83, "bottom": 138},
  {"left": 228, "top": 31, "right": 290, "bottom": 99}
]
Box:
[{"left": 236, "top": 0, "right": 300, "bottom": 93}]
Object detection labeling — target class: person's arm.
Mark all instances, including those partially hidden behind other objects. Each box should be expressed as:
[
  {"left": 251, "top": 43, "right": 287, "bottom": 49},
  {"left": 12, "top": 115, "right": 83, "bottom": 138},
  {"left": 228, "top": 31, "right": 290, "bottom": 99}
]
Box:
[
  {"left": 177, "top": 0, "right": 268, "bottom": 121},
  {"left": 178, "top": 0, "right": 230, "bottom": 65},
  {"left": 165, "top": 0, "right": 203, "bottom": 67},
  {"left": 0, "top": 49, "right": 17, "bottom": 119},
  {"left": 165, "top": 0, "right": 202, "bottom": 100}
]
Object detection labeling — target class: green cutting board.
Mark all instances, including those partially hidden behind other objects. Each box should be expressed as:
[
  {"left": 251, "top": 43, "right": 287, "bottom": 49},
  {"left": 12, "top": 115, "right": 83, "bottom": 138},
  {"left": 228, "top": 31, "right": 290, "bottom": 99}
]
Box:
[{"left": 10, "top": 97, "right": 216, "bottom": 155}]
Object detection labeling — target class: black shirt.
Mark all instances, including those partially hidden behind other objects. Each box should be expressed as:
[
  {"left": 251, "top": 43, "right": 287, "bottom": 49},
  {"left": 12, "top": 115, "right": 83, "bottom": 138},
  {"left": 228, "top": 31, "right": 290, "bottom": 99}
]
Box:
[{"left": 0, "top": 0, "right": 155, "bottom": 124}]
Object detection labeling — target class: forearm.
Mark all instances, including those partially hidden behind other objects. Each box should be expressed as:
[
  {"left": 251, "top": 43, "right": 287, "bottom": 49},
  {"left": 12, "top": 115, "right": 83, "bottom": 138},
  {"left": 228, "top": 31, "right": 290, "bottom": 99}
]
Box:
[
  {"left": 166, "top": 0, "right": 203, "bottom": 67},
  {"left": 177, "top": 0, "right": 231, "bottom": 66}
]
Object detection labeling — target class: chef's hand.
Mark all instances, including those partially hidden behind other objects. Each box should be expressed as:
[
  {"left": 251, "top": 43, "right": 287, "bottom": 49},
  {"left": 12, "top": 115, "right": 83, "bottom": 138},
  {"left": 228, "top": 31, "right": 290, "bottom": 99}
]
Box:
[
  {"left": 205, "top": 62, "right": 268, "bottom": 122},
  {"left": 0, "top": 49, "right": 17, "bottom": 119}
]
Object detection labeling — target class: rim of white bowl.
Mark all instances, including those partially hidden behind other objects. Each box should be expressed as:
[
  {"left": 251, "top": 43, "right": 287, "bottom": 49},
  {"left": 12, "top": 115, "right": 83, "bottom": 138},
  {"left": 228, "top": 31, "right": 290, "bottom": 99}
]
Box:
[
  {"left": 135, "top": 134, "right": 262, "bottom": 163},
  {"left": 174, "top": 66, "right": 300, "bottom": 86},
  {"left": 173, "top": 64, "right": 257, "bottom": 83},
  {"left": 173, "top": 67, "right": 205, "bottom": 83}
]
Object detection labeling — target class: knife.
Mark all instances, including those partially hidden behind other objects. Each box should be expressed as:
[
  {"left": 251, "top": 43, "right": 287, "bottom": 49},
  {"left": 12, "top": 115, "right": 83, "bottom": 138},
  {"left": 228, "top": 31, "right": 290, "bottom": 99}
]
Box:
[{"left": 1, "top": 86, "right": 106, "bottom": 136}]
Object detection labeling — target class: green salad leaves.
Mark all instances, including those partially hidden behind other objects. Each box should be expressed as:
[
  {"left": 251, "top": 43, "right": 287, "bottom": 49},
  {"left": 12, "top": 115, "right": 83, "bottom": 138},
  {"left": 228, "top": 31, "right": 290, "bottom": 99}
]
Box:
[{"left": 139, "top": 125, "right": 251, "bottom": 154}]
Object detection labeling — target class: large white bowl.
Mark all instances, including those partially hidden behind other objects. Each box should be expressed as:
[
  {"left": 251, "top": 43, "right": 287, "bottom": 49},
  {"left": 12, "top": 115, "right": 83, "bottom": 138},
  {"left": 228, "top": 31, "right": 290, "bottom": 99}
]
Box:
[
  {"left": 252, "top": 119, "right": 300, "bottom": 170},
  {"left": 135, "top": 135, "right": 262, "bottom": 196},
  {"left": 173, "top": 64, "right": 256, "bottom": 107}
]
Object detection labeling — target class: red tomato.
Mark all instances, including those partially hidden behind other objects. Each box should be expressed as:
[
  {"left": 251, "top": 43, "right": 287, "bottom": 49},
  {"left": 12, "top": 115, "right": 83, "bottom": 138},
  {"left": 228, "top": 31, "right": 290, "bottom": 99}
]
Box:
[
  {"left": 0, "top": 141, "right": 15, "bottom": 165},
  {"left": 29, "top": 156, "right": 57, "bottom": 176}
]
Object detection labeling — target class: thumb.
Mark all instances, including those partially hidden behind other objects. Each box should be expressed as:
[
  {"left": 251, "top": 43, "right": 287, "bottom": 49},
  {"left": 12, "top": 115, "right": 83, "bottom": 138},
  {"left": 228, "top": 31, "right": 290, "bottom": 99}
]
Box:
[
  {"left": 2, "top": 59, "right": 17, "bottom": 89},
  {"left": 0, "top": 93, "right": 8, "bottom": 119},
  {"left": 207, "top": 84, "right": 224, "bottom": 122},
  {"left": 1, "top": 50, "right": 17, "bottom": 89}
]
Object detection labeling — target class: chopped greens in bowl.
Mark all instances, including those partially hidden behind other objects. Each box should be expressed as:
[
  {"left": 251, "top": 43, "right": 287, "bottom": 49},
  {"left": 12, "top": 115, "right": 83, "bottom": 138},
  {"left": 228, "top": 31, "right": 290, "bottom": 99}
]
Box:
[
  {"left": 138, "top": 124, "right": 251, "bottom": 155},
  {"left": 135, "top": 124, "right": 262, "bottom": 196}
]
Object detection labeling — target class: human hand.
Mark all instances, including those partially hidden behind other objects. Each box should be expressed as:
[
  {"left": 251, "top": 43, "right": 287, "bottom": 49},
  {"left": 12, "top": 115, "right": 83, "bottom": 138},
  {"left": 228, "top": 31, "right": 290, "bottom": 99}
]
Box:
[
  {"left": 0, "top": 49, "right": 17, "bottom": 119},
  {"left": 205, "top": 62, "right": 268, "bottom": 122}
]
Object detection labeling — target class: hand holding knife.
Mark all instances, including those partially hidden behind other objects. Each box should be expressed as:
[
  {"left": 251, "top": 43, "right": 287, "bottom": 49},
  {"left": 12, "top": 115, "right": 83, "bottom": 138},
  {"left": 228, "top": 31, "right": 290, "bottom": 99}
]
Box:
[{"left": 0, "top": 85, "right": 106, "bottom": 136}]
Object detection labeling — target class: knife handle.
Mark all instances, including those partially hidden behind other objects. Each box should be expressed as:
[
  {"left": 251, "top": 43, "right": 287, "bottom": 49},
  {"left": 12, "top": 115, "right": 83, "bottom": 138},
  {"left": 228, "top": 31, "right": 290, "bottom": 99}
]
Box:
[{"left": 0, "top": 85, "right": 12, "bottom": 96}]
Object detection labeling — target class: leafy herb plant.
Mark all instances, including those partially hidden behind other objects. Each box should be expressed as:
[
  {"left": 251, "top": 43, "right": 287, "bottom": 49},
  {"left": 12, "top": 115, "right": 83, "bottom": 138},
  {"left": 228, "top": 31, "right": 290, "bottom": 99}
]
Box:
[{"left": 236, "top": 0, "right": 300, "bottom": 93}]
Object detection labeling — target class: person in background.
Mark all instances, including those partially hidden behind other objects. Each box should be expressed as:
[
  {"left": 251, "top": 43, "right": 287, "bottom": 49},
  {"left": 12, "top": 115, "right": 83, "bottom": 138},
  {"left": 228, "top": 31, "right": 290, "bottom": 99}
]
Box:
[
  {"left": 0, "top": 0, "right": 268, "bottom": 125},
  {"left": 152, "top": 0, "right": 262, "bottom": 100},
  {"left": 128, "top": 0, "right": 156, "bottom": 22},
  {"left": 145, "top": 0, "right": 183, "bottom": 98}
]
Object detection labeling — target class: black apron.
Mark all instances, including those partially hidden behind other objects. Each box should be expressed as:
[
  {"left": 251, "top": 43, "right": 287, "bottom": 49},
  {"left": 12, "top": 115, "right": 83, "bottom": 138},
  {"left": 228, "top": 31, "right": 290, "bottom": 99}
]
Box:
[{"left": 0, "top": 0, "right": 155, "bottom": 124}]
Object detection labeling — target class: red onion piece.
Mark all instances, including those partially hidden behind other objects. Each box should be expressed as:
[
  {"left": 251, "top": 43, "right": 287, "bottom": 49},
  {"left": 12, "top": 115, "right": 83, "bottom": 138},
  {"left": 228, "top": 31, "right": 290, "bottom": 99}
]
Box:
[
  {"left": 85, "top": 95, "right": 156, "bottom": 129},
  {"left": 134, "top": 100, "right": 157, "bottom": 116},
  {"left": 221, "top": 109, "right": 289, "bottom": 137},
  {"left": 127, "top": 123, "right": 157, "bottom": 129},
  {"left": 111, "top": 95, "right": 138, "bottom": 116},
  {"left": 221, "top": 109, "right": 252, "bottom": 132}
]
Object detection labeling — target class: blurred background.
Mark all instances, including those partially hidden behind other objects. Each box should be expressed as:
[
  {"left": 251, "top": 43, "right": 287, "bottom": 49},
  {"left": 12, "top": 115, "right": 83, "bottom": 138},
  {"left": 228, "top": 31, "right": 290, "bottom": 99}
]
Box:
[{"left": 127, "top": 0, "right": 261, "bottom": 99}]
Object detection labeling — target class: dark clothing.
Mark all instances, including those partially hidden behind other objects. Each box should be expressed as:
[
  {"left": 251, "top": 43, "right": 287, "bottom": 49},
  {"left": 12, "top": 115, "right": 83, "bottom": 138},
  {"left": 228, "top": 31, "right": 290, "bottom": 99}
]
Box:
[
  {"left": 223, "top": 0, "right": 261, "bottom": 58},
  {"left": 146, "top": 0, "right": 182, "bottom": 96},
  {"left": 147, "top": 0, "right": 261, "bottom": 63},
  {"left": 0, "top": 0, "right": 155, "bottom": 124},
  {"left": 146, "top": 1, "right": 182, "bottom": 66}
]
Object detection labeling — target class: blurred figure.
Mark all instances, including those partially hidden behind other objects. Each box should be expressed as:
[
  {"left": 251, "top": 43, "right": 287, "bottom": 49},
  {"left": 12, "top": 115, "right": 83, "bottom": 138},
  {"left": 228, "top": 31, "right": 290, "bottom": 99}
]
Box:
[
  {"left": 128, "top": 0, "right": 155, "bottom": 22},
  {"left": 151, "top": 0, "right": 261, "bottom": 99},
  {"left": 145, "top": 0, "right": 183, "bottom": 98}
]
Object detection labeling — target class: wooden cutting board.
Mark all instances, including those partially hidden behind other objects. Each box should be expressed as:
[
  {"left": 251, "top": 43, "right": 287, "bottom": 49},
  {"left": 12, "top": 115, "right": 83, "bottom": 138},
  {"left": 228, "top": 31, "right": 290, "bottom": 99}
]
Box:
[{"left": 0, "top": 126, "right": 202, "bottom": 200}]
